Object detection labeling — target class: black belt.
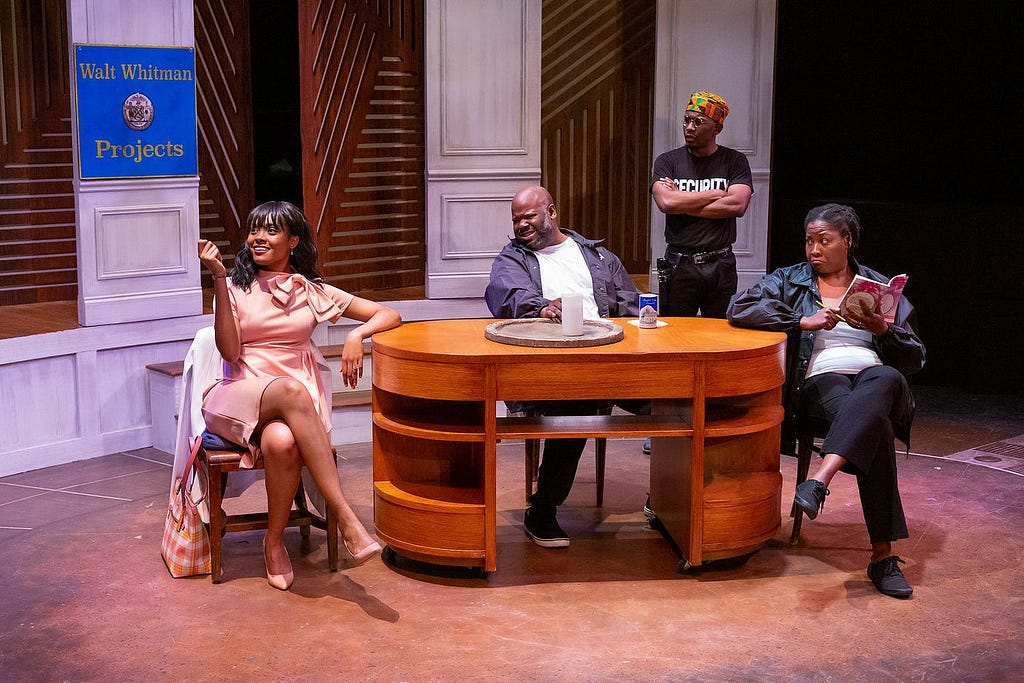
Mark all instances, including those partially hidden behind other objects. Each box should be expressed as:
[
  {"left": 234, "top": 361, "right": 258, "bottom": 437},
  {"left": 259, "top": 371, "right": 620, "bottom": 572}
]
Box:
[{"left": 664, "top": 245, "right": 732, "bottom": 266}]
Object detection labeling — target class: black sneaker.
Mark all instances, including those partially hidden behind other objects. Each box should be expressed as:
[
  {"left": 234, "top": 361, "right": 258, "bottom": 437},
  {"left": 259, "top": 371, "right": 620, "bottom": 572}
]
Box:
[
  {"left": 867, "top": 556, "right": 913, "bottom": 598},
  {"left": 643, "top": 493, "right": 656, "bottom": 521},
  {"left": 793, "top": 479, "right": 829, "bottom": 519},
  {"left": 642, "top": 437, "right": 651, "bottom": 455},
  {"left": 524, "top": 507, "right": 569, "bottom": 548}
]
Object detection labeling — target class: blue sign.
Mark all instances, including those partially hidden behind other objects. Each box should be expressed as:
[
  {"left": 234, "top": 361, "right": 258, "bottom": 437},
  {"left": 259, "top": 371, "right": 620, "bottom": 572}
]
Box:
[{"left": 75, "top": 44, "right": 198, "bottom": 179}]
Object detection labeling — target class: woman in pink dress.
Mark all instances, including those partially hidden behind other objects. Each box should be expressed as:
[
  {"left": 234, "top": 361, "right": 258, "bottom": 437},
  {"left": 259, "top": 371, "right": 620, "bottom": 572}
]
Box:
[{"left": 198, "top": 201, "right": 401, "bottom": 590}]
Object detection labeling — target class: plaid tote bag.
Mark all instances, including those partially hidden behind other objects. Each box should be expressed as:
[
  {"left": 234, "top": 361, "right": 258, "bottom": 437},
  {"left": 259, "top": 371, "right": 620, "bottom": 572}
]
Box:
[{"left": 161, "top": 436, "right": 211, "bottom": 577}]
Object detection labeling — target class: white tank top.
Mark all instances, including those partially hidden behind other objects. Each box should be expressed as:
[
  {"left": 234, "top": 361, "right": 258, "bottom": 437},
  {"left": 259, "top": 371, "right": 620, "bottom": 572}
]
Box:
[{"left": 805, "top": 295, "right": 882, "bottom": 378}]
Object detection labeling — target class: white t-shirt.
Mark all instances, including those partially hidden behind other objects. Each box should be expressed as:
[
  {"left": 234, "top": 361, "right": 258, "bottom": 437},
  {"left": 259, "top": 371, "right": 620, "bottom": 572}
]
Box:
[{"left": 534, "top": 238, "right": 600, "bottom": 319}]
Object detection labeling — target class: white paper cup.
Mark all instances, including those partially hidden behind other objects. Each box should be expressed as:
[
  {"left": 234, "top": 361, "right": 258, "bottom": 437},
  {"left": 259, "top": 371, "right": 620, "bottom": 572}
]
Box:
[{"left": 561, "top": 294, "right": 584, "bottom": 336}]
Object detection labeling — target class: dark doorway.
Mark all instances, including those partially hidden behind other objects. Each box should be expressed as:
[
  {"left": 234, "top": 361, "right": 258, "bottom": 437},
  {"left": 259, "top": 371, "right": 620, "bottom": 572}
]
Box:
[{"left": 250, "top": 1, "right": 303, "bottom": 207}]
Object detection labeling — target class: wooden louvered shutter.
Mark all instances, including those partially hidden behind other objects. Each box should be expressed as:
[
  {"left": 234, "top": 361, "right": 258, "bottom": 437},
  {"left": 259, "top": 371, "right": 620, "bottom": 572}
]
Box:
[
  {"left": 0, "top": 0, "right": 75, "bottom": 306},
  {"left": 298, "top": 0, "right": 425, "bottom": 295},
  {"left": 541, "top": 0, "right": 656, "bottom": 273},
  {"left": 194, "top": 0, "right": 255, "bottom": 285}
]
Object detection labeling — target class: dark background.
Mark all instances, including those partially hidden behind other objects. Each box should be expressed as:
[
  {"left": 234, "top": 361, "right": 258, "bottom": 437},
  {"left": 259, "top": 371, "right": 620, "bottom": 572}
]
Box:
[
  {"left": 250, "top": 1, "right": 302, "bottom": 207},
  {"left": 771, "top": 1, "right": 1023, "bottom": 392}
]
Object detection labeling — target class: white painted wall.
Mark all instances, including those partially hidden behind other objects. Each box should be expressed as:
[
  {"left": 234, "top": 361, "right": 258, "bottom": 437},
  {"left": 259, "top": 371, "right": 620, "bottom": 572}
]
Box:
[
  {"left": 0, "top": 297, "right": 490, "bottom": 477},
  {"left": 0, "top": 316, "right": 203, "bottom": 476}
]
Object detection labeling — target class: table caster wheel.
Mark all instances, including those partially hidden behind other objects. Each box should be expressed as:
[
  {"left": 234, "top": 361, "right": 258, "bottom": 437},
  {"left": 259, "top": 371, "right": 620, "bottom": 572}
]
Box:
[{"left": 678, "top": 558, "right": 702, "bottom": 574}]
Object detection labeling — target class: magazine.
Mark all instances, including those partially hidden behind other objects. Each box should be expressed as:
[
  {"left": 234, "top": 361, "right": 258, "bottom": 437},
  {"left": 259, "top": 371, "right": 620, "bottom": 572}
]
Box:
[{"left": 839, "top": 273, "right": 908, "bottom": 324}]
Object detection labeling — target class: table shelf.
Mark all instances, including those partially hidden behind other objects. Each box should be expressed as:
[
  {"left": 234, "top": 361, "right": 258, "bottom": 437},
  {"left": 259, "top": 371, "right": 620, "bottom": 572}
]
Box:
[
  {"left": 701, "top": 472, "right": 783, "bottom": 552},
  {"left": 374, "top": 480, "right": 488, "bottom": 565},
  {"left": 374, "top": 479, "right": 485, "bottom": 511},
  {"left": 497, "top": 413, "right": 694, "bottom": 439},
  {"left": 705, "top": 405, "right": 784, "bottom": 437},
  {"left": 373, "top": 412, "right": 486, "bottom": 442}
]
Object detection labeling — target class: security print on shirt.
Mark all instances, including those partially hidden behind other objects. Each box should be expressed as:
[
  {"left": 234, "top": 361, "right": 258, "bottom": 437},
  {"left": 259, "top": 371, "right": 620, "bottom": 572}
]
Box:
[
  {"left": 650, "top": 90, "right": 753, "bottom": 318},
  {"left": 484, "top": 185, "right": 649, "bottom": 549}
]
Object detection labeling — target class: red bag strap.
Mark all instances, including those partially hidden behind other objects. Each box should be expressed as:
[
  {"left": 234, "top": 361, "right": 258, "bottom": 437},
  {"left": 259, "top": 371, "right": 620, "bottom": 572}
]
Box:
[
  {"left": 177, "top": 436, "right": 208, "bottom": 506},
  {"left": 179, "top": 435, "right": 202, "bottom": 482}
]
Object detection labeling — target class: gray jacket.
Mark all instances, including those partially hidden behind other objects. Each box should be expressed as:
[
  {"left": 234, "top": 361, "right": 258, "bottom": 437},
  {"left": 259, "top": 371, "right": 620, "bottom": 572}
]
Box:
[
  {"left": 727, "top": 260, "right": 925, "bottom": 454},
  {"left": 484, "top": 229, "right": 640, "bottom": 319}
]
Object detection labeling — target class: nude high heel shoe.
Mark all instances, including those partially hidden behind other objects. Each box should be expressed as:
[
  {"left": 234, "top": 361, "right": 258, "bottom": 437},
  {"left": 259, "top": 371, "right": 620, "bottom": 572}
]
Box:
[
  {"left": 264, "top": 542, "right": 294, "bottom": 591},
  {"left": 343, "top": 538, "right": 382, "bottom": 567}
]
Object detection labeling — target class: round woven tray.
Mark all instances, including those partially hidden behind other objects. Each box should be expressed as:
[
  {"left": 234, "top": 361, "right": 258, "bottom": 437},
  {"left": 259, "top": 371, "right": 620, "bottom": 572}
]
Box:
[{"left": 483, "top": 318, "right": 624, "bottom": 347}]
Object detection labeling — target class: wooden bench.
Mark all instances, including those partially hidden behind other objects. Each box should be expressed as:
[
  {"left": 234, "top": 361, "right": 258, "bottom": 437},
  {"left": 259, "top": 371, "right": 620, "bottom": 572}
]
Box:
[{"left": 145, "top": 361, "right": 185, "bottom": 454}]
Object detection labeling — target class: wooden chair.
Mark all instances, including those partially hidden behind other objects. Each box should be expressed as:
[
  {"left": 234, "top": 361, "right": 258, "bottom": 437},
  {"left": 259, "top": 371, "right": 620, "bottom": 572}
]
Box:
[
  {"left": 788, "top": 418, "right": 828, "bottom": 544},
  {"left": 201, "top": 436, "right": 339, "bottom": 583},
  {"left": 522, "top": 406, "right": 612, "bottom": 506},
  {"left": 172, "top": 326, "right": 340, "bottom": 582}
]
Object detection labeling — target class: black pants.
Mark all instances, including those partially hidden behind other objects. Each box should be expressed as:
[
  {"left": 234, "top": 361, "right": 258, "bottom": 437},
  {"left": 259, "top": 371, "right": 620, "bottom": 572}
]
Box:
[
  {"left": 799, "top": 365, "right": 914, "bottom": 543},
  {"left": 661, "top": 252, "right": 737, "bottom": 318},
  {"left": 526, "top": 399, "right": 650, "bottom": 515}
]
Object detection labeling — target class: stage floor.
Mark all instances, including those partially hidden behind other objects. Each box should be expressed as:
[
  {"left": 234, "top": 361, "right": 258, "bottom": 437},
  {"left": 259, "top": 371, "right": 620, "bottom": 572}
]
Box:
[{"left": 1, "top": 386, "right": 1022, "bottom": 681}]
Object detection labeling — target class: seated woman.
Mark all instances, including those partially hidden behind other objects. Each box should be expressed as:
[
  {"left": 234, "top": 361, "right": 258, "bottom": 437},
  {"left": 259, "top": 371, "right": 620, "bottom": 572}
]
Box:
[
  {"left": 727, "top": 203, "right": 925, "bottom": 598},
  {"left": 198, "top": 200, "right": 401, "bottom": 591}
]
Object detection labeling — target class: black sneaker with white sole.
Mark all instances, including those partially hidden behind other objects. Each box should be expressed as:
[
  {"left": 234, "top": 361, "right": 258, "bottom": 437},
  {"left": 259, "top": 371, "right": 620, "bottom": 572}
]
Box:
[
  {"left": 524, "top": 507, "right": 569, "bottom": 548},
  {"left": 643, "top": 493, "right": 656, "bottom": 521}
]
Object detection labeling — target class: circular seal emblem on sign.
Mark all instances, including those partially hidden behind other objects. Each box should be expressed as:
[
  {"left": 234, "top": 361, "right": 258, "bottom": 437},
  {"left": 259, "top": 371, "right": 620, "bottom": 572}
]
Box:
[{"left": 122, "top": 92, "right": 155, "bottom": 131}]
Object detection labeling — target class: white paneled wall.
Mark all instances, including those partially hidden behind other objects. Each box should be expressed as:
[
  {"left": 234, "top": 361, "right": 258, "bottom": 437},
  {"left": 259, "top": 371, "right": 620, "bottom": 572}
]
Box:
[
  {"left": 423, "top": 0, "right": 542, "bottom": 298},
  {"left": 0, "top": 356, "right": 79, "bottom": 453},
  {"left": 0, "top": 317, "right": 203, "bottom": 477},
  {"left": 0, "top": 297, "right": 493, "bottom": 476}
]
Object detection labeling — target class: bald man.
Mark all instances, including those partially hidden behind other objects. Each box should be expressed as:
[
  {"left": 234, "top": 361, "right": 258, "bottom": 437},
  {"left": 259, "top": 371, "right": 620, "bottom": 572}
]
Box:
[{"left": 485, "top": 185, "right": 645, "bottom": 548}]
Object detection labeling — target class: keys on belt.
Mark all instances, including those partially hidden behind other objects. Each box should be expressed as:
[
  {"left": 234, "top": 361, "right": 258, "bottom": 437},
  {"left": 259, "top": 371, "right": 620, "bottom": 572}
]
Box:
[{"left": 664, "top": 245, "right": 732, "bottom": 267}]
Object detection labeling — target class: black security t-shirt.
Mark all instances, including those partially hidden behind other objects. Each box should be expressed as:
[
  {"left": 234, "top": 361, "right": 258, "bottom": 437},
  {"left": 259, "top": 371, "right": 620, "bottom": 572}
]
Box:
[{"left": 650, "top": 145, "right": 753, "bottom": 252}]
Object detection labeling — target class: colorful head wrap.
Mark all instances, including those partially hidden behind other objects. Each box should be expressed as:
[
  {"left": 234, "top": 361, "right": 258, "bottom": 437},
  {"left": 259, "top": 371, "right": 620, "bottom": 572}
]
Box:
[{"left": 685, "top": 91, "right": 729, "bottom": 124}]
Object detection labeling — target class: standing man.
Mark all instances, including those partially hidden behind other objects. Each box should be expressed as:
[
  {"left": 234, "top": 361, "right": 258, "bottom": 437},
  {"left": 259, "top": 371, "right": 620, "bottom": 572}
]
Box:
[
  {"left": 651, "top": 90, "right": 753, "bottom": 318},
  {"left": 485, "top": 185, "right": 643, "bottom": 548}
]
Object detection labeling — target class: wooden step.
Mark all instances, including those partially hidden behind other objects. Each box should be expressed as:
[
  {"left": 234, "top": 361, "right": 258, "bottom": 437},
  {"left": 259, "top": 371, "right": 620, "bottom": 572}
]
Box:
[
  {"left": 317, "top": 340, "right": 373, "bottom": 359},
  {"left": 146, "top": 359, "right": 370, "bottom": 408},
  {"left": 146, "top": 360, "right": 184, "bottom": 377},
  {"left": 334, "top": 389, "right": 372, "bottom": 408}
]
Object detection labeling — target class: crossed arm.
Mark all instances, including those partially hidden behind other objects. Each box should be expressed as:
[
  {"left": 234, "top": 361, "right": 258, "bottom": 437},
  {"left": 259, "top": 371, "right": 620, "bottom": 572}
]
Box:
[{"left": 652, "top": 178, "right": 752, "bottom": 219}]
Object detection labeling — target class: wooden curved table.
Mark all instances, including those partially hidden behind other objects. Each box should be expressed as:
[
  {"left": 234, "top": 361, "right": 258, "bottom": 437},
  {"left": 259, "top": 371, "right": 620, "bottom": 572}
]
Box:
[{"left": 371, "top": 317, "right": 787, "bottom": 573}]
